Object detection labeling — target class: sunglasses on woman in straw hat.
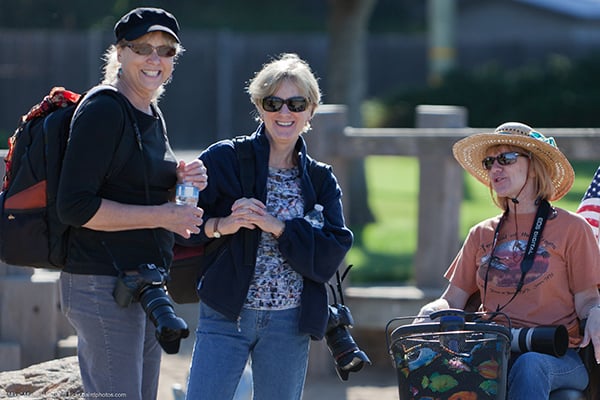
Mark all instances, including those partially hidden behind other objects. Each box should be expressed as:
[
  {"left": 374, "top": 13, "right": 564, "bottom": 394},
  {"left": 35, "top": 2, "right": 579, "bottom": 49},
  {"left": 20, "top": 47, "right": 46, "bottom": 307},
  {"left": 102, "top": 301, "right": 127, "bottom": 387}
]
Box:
[{"left": 452, "top": 122, "right": 575, "bottom": 201}]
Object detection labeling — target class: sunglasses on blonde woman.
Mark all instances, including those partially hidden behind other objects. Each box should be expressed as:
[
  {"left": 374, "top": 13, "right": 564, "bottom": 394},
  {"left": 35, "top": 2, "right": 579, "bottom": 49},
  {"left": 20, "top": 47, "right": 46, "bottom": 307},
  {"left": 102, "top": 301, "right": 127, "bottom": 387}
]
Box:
[
  {"left": 125, "top": 43, "right": 177, "bottom": 58},
  {"left": 482, "top": 152, "right": 528, "bottom": 170},
  {"left": 262, "top": 96, "right": 308, "bottom": 113}
]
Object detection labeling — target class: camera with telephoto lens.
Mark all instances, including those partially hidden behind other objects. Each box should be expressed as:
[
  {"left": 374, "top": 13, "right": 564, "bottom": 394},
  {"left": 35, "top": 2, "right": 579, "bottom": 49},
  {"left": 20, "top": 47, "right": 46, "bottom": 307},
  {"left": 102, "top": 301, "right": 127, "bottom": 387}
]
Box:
[
  {"left": 510, "top": 325, "right": 568, "bottom": 357},
  {"left": 325, "top": 265, "right": 371, "bottom": 381},
  {"left": 325, "top": 303, "right": 371, "bottom": 381},
  {"left": 113, "top": 263, "right": 189, "bottom": 354}
]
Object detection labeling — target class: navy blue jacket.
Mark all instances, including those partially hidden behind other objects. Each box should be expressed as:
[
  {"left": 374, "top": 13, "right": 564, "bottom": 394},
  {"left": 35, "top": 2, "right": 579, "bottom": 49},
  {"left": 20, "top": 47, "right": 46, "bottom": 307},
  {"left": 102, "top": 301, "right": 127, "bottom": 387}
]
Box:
[{"left": 193, "top": 125, "right": 353, "bottom": 340}]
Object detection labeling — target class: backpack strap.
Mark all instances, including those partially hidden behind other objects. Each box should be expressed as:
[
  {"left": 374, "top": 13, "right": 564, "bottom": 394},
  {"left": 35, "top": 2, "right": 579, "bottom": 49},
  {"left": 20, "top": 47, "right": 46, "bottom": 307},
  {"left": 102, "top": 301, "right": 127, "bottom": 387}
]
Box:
[
  {"left": 232, "top": 135, "right": 259, "bottom": 267},
  {"left": 307, "top": 160, "right": 329, "bottom": 199},
  {"left": 106, "top": 92, "right": 142, "bottom": 179},
  {"left": 233, "top": 136, "right": 256, "bottom": 197},
  {"left": 70, "top": 85, "right": 139, "bottom": 180}
]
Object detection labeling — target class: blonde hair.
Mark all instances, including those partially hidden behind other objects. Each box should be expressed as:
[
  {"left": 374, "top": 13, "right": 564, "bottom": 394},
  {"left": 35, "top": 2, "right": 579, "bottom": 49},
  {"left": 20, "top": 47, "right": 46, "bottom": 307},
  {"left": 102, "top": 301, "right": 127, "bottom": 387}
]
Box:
[
  {"left": 246, "top": 53, "right": 321, "bottom": 132},
  {"left": 101, "top": 32, "right": 183, "bottom": 103}
]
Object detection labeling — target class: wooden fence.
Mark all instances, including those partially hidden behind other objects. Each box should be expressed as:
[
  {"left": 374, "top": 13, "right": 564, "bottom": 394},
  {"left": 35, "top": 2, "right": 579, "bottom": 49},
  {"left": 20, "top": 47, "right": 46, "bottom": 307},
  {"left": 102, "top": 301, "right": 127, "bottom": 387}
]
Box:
[
  {"left": 306, "top": 104, "right": 600, "bottom": 290},
  {"left": 1, "top": 104, "right": 599, "bottom": 290}
]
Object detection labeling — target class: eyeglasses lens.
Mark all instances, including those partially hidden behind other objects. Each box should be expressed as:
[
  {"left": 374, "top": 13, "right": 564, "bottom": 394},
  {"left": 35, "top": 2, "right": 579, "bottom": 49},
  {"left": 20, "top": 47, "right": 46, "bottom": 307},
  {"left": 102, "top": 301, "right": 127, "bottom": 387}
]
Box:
[
  {"left": 262, "top": 96, "right": 307, "bottom": 113},
  {"left": 127, "top": 43, "right": 177, "bottom": 58},
  {"left": 482, "top": 152, "right": 523, "bottom": 170}
]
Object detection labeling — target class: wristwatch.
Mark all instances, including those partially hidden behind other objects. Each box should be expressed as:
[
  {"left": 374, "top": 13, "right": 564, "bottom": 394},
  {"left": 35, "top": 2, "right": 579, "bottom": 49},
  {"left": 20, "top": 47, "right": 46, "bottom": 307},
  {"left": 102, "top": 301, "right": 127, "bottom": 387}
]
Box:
[{"left": 212, "top": 218, "right": 222, "bottom": 238}]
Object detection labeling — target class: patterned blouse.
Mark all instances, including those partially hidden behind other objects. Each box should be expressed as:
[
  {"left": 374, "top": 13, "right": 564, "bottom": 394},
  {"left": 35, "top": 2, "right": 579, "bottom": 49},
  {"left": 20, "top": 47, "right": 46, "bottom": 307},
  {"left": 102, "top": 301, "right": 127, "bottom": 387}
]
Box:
[{"left": 244, "top": 167, "right": 304, "bottom": 310}]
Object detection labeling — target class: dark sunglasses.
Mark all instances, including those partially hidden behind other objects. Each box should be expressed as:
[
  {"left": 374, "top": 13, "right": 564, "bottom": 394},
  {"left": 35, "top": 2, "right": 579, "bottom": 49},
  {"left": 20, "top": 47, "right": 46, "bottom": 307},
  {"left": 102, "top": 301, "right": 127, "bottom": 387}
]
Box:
[
  {"left": 125, "top": 43, "right": 177, "bottom": 58},
  {"left": 482, "top": 152, "right": 528, "bottom": 170},
  {"left": 262, "top": 96, "right": 308, "bottom": 113}
]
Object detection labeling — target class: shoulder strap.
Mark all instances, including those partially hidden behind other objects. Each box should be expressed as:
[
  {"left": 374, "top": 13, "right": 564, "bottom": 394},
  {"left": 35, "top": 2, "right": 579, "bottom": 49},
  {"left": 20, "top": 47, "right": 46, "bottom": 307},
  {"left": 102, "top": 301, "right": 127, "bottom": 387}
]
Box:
[
  {"left": 153, "top": 105, "right": 169, "bottom": 140},
  {"left": 233, "top": 135, "right": 256, "bottom": 197},
  {"left": 307, "top": 160, "right": 329, "bottom": 198},
  {"left": 106, "top": 91, "right": 141, "bottom": 179},
  {"left": 232, "top": 135, "right": 258, "bottom": 266},
  {"left": 485, "top": 199, "right": 552, "bottom": 313},
  {"left": 71, "top": 85, "right": 139, "bottom": 180}
]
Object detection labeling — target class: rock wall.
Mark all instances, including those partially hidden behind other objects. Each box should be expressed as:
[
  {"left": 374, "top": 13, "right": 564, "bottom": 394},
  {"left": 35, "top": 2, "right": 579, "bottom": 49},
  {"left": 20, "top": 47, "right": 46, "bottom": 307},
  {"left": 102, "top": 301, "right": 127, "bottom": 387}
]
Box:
[{"left": 0, "top": 356, "right": 82, "bottom": 399}]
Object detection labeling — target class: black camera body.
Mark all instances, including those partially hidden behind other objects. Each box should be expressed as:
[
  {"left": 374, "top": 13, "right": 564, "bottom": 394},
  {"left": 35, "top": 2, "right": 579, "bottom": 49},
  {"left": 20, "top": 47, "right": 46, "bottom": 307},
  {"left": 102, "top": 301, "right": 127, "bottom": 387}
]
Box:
[
  {"left": 113, "top": 263, "right": 189, "bottom": 354},
  {"left": 325, "top": 303, "right": 371, "bottom": 381},
  {"left": 113, "top": 263, "right": 166, "bottom": 306}
]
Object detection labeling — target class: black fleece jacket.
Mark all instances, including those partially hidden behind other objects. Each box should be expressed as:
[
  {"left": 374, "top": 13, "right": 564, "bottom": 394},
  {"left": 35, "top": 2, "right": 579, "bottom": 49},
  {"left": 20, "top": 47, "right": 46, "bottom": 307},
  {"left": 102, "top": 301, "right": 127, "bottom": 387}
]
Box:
[{"left": 57, "top": 91, "right": 177, "bottom": 275}]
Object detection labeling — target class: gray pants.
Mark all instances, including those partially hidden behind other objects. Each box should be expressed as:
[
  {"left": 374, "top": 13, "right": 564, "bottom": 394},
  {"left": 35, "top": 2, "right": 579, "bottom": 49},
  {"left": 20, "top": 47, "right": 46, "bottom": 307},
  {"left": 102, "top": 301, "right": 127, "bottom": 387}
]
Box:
[{"left": 59, "top": 272, "right": 162, "bottom": 400}]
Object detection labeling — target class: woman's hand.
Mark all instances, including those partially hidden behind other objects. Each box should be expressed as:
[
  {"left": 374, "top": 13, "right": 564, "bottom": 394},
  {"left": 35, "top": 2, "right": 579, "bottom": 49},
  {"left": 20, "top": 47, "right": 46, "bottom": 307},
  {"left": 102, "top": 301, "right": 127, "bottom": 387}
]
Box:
[
  {"left": 413, "top": 298, "right": 450, "bottom": 324},
  {"left": 576, "top": 287, "right": 600, "bottom": 363},
  {"left": 233, "top": 197, "right": 285, "bottom": 237},
  {"left": 209, "top": 198, "right": 284, "bottom": 238},
  {"left": 161, "top": 201, "right": 204, "bottom": 238},
  {"left": 413, "top": 285, "right": 471, "bottom": 324},
  {"left": 176, "top": 159, "right": 208, "bottom": 191}
]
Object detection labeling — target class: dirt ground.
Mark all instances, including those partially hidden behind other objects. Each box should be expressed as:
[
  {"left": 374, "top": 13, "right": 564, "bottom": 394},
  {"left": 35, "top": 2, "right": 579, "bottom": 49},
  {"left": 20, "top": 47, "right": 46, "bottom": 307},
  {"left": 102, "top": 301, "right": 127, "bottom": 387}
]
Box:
[
  {"left": 157, "top": 303, "right": 400, "bottom": 400},
  {"left": 157, "top": 351, "right": 399, "bottom": 400}
]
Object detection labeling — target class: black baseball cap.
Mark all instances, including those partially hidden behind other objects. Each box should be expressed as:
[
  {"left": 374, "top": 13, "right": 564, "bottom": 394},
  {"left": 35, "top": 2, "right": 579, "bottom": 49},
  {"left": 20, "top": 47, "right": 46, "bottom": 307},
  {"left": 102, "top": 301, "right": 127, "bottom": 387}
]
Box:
[{"left": 114, "top": 7, "right": 180, "bottom": 43}]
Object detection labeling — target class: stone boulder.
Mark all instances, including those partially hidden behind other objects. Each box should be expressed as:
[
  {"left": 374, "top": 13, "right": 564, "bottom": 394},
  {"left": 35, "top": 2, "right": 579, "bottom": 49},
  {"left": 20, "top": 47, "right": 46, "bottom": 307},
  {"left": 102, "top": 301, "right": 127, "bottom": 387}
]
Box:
[{"left": 0, "top": 356, "right": 82, "bottom": 399}]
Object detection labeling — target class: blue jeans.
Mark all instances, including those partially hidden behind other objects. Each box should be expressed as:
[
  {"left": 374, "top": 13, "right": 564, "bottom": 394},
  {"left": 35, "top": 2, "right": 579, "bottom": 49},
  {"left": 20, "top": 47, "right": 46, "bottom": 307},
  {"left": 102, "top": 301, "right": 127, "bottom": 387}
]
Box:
[
  {"left": 59, "top": 272, "right": 162, "bottom": 400},
  {"left": 508, "top": 349, "right": 589, "bottom": 399},
  {"left": 186, "top": 303, "right": 310, "bottom": 400}
]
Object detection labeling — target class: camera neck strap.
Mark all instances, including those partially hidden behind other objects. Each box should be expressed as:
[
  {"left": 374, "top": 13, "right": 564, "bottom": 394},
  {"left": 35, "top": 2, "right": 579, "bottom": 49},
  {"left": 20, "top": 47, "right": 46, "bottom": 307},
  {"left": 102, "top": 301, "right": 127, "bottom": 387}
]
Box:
[
  {"left": 483, "top": 199, "right": 552, "bottom": 313},
  {"left": 134, "top": 106, "right": 169, "bottom": 269}
]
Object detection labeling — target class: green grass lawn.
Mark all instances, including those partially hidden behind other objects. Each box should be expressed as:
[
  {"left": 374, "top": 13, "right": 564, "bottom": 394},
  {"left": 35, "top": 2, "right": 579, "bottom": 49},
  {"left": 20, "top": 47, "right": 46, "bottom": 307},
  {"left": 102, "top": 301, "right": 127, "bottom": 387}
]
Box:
[{"left": 346, "top": 156, "right": 599, "bottom": 284}]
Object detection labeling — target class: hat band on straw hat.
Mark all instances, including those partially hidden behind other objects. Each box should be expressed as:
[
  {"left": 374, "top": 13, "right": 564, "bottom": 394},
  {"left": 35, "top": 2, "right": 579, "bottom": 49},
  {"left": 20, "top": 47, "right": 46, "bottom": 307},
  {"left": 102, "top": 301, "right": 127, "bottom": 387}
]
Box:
[
  {"left": 497, "top": 129, "right": 557, "bottom": 148},
  {"left": 452, "top": 122, "right": 574, "bottom": 202}
]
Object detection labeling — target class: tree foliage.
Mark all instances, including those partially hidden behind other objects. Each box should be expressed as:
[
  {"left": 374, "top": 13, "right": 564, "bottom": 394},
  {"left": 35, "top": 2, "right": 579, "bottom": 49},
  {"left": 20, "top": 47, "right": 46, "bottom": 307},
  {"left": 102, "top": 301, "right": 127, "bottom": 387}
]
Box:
[{"left": 377, "top": 53, "right": 600, "bottom": 128}]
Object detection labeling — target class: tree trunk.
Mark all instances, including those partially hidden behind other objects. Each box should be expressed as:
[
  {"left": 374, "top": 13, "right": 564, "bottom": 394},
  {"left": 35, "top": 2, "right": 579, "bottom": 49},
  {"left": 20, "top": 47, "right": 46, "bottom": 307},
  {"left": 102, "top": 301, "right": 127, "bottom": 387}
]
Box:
[{"left": 327, "top": 0, "right": 377, "bottom": 226}]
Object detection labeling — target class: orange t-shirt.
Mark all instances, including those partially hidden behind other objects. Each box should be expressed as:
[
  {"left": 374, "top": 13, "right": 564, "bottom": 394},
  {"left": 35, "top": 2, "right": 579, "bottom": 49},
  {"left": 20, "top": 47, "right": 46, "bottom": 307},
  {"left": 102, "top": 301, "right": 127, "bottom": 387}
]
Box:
[{"left": 445, "top": 207, "right": 600, "bottom": 347}]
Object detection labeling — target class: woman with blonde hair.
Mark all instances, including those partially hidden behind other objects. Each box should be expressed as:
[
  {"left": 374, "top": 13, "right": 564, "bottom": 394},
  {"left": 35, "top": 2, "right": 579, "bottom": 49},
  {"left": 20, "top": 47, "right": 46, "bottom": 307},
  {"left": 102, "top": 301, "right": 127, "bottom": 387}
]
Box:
[
  {"left": 417, "top": 122, "right": 600, "bottom": 399},
  {"left": 185, "top": 53, "right": 353, "bottom": 400},
  {"left": 58, "top": 8, "right": 206, "bottom": 399}
]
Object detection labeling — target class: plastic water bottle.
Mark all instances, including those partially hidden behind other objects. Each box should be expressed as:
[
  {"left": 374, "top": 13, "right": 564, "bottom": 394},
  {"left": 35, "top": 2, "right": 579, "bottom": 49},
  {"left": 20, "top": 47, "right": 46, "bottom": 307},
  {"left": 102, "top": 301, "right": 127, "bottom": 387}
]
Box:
[
  {"left": 172, "top": 383, "right": 186, "bottom": 400},
  {"left": 175, "top": 182, "right": 199, "bottom": 206},
  {"left": 304, "top": 204, "right": 324, "bottom": 229}
]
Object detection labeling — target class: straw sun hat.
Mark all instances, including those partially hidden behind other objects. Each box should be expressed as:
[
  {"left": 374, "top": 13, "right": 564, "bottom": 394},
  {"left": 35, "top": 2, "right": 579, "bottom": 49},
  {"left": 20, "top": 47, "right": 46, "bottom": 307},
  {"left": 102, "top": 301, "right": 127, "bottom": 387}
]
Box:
[{"left": 452, "top": 122, "right": 575, "bottom": 201}]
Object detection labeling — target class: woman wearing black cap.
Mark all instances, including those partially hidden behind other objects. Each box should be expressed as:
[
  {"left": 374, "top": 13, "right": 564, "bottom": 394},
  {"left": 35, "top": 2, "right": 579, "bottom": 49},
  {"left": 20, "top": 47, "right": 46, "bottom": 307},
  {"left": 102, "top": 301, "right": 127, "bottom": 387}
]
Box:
[{"left": 57, "top": 8, "right": 206, "bottom": 399}]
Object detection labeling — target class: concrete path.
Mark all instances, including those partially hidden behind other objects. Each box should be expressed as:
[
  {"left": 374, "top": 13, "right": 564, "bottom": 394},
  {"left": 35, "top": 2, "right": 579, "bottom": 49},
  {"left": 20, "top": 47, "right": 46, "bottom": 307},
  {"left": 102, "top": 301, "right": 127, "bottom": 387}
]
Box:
[
  {"left": 159, "top": 295, "right": 404, "bottom": 400},
  {"left": 158, "top": 351, "right": 399, "bottom": 400}
]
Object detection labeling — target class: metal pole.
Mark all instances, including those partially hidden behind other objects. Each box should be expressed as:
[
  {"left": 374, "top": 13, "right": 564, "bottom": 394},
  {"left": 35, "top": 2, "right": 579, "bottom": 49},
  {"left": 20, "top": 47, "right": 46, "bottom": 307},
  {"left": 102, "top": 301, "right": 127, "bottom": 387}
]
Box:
[{"left": 427, "top": 0, "right": 457, "bottom": 86}]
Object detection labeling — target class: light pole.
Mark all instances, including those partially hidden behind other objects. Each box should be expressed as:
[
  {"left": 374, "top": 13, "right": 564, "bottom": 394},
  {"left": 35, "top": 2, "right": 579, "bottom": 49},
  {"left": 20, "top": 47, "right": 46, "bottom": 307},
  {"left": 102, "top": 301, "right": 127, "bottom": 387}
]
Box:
[{"left": 428, "top": 0, "right": 457, "bottom": 86}]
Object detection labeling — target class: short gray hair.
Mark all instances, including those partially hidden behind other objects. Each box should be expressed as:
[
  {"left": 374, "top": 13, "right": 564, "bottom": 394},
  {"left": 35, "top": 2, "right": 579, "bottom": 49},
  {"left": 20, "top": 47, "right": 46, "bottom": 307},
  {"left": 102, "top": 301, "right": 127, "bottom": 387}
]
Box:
[{"left": 246, "top": 53, "right": 321, "bottom": 131}]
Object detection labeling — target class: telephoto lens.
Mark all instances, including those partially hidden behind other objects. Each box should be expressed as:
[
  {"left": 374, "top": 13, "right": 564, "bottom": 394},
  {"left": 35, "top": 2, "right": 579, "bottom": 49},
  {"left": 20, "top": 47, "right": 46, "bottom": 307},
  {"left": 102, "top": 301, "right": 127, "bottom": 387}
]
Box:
[
  {"left": 139, "top": 287, "right": 189, "bottom": 354},
  {"left": 510, "top": 325, "right": 568, "bottom": 357},
  {"left": 325, "top": 304, "right": 371, "bottom": 381},
  {"left": 112, "top": 263, "right": 190, "bottom": 354}
]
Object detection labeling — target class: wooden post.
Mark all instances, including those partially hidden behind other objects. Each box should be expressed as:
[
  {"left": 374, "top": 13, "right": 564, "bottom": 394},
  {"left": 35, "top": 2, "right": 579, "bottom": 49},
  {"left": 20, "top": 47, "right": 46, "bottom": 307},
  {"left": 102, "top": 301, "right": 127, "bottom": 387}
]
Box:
[
  {"left": 304, "top": 105, "right": 352, "bottom": 378},
  {"left": 414, "top": 105, "right": 466, "bottom": 290},
  {"left": 305, "top": 105, "right": 351, "bottom": 224}
]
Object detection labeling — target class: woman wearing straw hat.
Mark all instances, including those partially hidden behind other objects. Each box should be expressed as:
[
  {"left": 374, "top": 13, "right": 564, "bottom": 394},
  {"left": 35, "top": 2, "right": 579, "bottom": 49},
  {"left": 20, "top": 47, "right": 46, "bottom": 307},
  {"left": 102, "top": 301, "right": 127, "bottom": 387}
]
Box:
[{"left": 416, "top": 122, "right": 600, "bottom": 398}]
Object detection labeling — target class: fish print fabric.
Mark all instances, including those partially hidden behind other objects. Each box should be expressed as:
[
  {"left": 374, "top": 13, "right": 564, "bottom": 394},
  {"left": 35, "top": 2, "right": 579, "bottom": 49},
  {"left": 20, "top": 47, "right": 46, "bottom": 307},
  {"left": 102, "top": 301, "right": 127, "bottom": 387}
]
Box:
[{"left": 392, "top": 330, "right": 509, "bottom": 399}]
